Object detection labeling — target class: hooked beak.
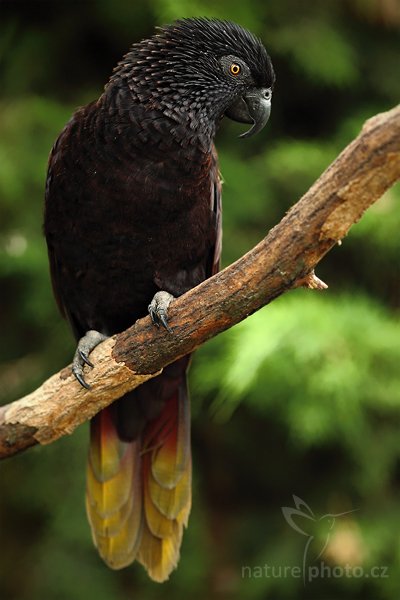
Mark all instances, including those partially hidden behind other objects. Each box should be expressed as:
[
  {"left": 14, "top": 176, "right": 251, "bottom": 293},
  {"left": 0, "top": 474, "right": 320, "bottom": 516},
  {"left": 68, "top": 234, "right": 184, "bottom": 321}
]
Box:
[{"left": 225, "top": 88, "right": 272, "bottom": 139}]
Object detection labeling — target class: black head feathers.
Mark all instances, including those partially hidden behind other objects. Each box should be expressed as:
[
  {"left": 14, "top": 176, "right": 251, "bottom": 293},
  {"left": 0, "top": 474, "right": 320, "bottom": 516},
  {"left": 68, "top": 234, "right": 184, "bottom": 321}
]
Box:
[
  {"left": 107, "top": 18, "right": 274, "bottom": 141},
  {"left": 153, "top": 18, "right": 274, "bottom": 89}
]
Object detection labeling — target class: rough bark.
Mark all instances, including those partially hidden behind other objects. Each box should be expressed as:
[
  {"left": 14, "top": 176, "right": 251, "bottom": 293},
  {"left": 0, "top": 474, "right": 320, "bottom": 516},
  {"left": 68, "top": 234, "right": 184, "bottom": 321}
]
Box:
[{"left": 1, "top": 105, "right": 399, "bottom": 459}]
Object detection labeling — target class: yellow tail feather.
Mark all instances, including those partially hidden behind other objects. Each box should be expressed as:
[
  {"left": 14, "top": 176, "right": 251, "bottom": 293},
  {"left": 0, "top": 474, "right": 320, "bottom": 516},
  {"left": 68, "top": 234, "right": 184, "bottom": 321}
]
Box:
[{"left": 85, "top": 383, "right": 191, "bottom": 581}]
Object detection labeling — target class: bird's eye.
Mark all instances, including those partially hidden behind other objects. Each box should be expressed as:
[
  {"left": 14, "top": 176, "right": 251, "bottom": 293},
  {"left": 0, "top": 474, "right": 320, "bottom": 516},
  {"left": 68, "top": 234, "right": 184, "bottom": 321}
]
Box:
[{"left": 229, "top": 63, "right": 241, "bottom": 76}]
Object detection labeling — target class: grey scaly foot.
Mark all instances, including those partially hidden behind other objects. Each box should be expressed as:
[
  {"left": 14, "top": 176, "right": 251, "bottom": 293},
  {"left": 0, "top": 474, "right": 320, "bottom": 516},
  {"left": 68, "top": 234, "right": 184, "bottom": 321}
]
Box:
[
  {"left": 148, "top": 291, "right": 175, "bottom": 333},
  {"left": 72, "top": 330, "right": 108, "bottom": 389}
]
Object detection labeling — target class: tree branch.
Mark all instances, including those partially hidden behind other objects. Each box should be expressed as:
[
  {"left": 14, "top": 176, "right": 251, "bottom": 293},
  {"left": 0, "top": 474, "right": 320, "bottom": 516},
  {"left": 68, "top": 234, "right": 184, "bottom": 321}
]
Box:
[{"left": 1, "top": 105, "right": 399, "bottom": 459}]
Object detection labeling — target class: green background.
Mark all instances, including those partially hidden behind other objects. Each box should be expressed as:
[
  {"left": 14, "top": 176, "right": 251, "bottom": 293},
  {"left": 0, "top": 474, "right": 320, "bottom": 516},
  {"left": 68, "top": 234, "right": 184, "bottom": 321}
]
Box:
[{"left": 0, "top": 0, "right": 399, "bottom": 598}]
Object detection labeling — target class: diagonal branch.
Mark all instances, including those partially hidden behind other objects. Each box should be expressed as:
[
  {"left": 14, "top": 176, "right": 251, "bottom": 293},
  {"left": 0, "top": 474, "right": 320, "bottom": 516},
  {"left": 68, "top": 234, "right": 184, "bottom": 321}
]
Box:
[{"left": 1, "top": 105, "right": 399, "bottom": 460}]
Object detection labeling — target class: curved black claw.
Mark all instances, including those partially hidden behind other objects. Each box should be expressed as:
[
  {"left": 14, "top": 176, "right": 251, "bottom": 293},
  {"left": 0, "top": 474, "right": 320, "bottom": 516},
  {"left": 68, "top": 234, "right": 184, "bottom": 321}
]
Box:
[
  {"left": 79, "top": 349, "right": 94, "bottom": 368},
  {"left": 148, "top": 291, "right": 175, "bottom": 333},
  {"left": 73, "top": 369, "right": 91, "bottom": 391},
  {"left": 72, "top": 330, "right": 108, "bottom": 389}
]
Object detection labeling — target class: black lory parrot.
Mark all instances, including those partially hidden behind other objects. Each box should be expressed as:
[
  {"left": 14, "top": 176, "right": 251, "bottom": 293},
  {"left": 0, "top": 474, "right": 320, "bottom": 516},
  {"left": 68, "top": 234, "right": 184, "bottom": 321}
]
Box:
[{"left": 44, "top": 18, "right": 274, "bottom": 582}]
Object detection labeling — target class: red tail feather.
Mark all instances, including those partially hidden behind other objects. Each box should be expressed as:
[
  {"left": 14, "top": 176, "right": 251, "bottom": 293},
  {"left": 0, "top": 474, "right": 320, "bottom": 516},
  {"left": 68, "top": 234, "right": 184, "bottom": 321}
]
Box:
[{"left": 86, "top": 373, "right": 191, "bottom": 581}]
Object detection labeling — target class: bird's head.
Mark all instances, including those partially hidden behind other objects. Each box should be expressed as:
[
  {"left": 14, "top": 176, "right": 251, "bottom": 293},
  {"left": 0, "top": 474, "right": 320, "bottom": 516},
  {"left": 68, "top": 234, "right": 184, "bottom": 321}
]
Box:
[{"left": 110, "top": 18, "right": 275, "bottom": 143}]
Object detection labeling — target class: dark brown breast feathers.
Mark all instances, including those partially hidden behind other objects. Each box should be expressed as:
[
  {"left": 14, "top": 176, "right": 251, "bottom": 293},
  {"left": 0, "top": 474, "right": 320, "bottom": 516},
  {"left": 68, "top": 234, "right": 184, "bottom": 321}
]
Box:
[{"left": 44, "top": 92, "right": 221, "bottom": 338}]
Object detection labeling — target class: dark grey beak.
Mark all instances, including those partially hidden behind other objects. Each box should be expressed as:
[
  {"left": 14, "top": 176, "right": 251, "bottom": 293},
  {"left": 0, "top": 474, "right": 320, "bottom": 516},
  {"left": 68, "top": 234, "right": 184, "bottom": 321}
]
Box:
[{"left": 225, "top": 88, "right": 272, "bottom": 139}]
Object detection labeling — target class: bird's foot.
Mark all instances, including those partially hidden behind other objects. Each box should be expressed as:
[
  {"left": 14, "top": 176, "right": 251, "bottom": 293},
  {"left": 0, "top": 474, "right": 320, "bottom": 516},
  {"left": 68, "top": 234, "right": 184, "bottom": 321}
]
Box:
[
  {"left": 72, "top": 330, "right": 108, "bottom": 389},
  {"left": 148, "top": 291, "right": 174, "bottom": 333}
]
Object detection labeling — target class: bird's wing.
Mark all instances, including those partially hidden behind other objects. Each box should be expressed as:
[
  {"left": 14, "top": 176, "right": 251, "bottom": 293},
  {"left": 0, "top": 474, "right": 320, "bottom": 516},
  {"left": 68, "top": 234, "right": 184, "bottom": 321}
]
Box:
[
  {"left": 45, "top": 119, "right": 86, "bottom": 340},
  {"left": 208, "top": 144, "right": 223, "bottom": 277}
]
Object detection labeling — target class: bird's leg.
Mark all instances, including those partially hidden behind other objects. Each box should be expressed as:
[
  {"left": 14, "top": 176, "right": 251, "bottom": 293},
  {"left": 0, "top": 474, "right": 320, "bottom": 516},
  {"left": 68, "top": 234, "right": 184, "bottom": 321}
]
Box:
[
  {"left": 72, "top": 330, "right": 108, "bottom": 389},
  {"left": 148, "top": 291, "right": 174, "bottom": 333}
]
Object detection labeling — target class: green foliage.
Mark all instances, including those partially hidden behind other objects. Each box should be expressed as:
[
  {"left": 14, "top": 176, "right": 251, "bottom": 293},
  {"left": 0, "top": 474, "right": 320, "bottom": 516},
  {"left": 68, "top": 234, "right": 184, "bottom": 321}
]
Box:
[
  {"left": 196, "top": 293, "right": 400, "bottom": 450},
  {"left": 271, "top": 21, "right": 359, "bottom": 87},
  {"left": 0, "top": 1, "right": 399, "bottom": 599}
]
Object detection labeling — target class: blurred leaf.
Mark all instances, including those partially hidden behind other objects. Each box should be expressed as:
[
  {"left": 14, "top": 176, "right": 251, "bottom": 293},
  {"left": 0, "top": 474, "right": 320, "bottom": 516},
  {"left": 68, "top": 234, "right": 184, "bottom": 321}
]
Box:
[{"left": 271, "top": 20, "right": 359, "bottom": 87}]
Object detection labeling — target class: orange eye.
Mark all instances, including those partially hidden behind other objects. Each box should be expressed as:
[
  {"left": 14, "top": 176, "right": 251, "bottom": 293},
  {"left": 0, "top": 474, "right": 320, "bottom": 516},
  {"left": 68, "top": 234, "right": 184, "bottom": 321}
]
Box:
[{"left": 230, "top": 63, "right": 241, "bottom": 76}]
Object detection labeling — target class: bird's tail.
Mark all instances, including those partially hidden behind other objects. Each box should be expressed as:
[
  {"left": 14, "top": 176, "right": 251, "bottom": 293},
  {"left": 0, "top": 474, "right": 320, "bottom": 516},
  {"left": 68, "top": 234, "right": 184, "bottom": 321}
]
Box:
[{"left": 85, "top": 367, "right": 191, "bottom": 582}]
